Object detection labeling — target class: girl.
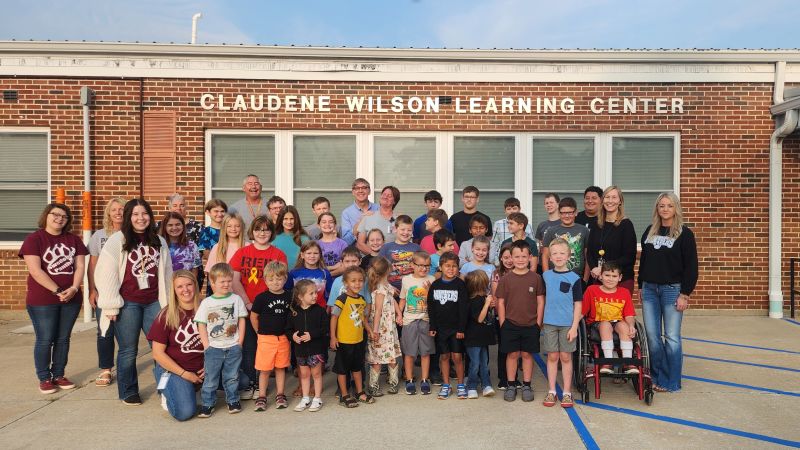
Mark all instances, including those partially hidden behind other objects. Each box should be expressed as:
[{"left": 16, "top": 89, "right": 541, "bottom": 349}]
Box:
[
  {"left": 366, "top": 257, "right": 402, "bottom": 396},
  {"left": 272, "top": 205, "right": 310, "bottom": 269},
  {"left": 316, "top": 212, "right": 348, "bottom": 277},
  {"left": 287, "top": 279, "right": 328, "bottom": 412},
  {"left": 586, "top": 185, "right": 637, "bottom": 293},
  {"left": 359, "top": 228, "right": 385, "bottom": 271},
  {"left": 286, "top": 241, "right": 333, "bottom": 308},
  {"left": 159, "top": 212, "right": 201, "bottom": 277},
  {"left": 491, "top": 243, "right": 514, "bottom": 390},
  {"left": 197, "top": 198, "right": 228, "bottom": 254},
  {"left": 464, "top": 270, "right": 496, "bottom": 399},
  {"left": 460, "top": 235, "right": 495, "bottom": 280},
  {"left": 205, "top": 213, "right": 245, "bottom": 295}
]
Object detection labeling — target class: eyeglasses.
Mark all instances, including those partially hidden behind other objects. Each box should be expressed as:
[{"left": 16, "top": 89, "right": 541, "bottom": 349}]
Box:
[
  {"left": 49, "top": 212, "right": 68, "bottom": 219},
  {"left": 253, "top": 229, "right": 270, "bottom": 234},
  {"left": 559, "top": 210, "right": 576, "bottom": 216},
  {"left": 413, "top": 263, "right": 431, "bottom": 268},
  {"left": 352, "top": 186, "right": 370, "bottom": 191}
]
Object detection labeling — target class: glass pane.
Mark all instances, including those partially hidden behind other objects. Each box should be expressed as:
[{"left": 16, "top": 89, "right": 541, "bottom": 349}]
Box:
[
  {"left": 374, "top": 137, "right": 435, "bottom": 191},
  {"left": 452, "top": 190, "right": 513, "bottom": 225},
  {"left": 612, "top": 137, "right": 674, "bottom": 190},
  {"left": 531, "top": 192, "right": 584, "bottom": 230},
  {"left": 392, "top": 193, "right": 427, "bottom": 223},
  {"left": 211, "top": 135, "right": 275, "bottom": 191},
  {"left": 0, "top": 133, "right": 47, "bottom": 183},
  {"left": 211, "top": 190, "right": 247, "bottom": 209},
  {"left": 532, "top": 139, "right": 593, "bottom": 191},
  {"left": 453, "top": 136, "right": 514, "bottom": 190},
  {"left": 294, "top": 136, "right": 356, "bottom": 190},
  {"left": 0, "top": 189, "right": 48, "bottom": 240},
  {"left": 622, "top": 192, "right": 660, "bottom": 239},
  {"left": 294, "top": 191, "right": 354, "bottom": 227}
]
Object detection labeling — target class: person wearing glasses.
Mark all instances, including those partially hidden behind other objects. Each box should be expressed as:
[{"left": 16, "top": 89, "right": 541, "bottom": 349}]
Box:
[
  {"left": 540, "top": 198, "right": 590, "bottom": 282},
  {"left": 228, "top": 174, "right": 269, "bottom": 232},
  {"left": 341, "top": 178, "right": 379, "bottom": 245}
]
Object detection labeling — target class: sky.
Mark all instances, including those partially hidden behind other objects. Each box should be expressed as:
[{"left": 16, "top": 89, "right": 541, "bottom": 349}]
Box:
[{"left": 0, "top": 0, "right": 797, "bottom": 49}]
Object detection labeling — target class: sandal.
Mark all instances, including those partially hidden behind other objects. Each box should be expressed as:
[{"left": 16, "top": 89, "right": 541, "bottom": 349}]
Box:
[
  {"left": 653, "top": 384, "right": 670, "bottom": 393},
  {"left": 356, "top": 391, "right": 375, "bottom": 404},
  {"left": 275, "top": 393, "right": 288, "bottom": 409},
  {"left": 95, "top": 370, "right": 113, "bottom": 387},
  {"left": 253, "top": 396, "right": 267, "bottom": 412},
  {"left": 292, "top": 384, "right": 303, "bottom": 398},
  {"left": 339, "top": 395, "right": 359, "bottom": 408}
]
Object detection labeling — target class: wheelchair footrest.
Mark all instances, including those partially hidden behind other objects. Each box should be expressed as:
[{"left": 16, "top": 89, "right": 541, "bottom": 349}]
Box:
[{"left": 592, "top": 357, "right": 643, "bottom": 365}]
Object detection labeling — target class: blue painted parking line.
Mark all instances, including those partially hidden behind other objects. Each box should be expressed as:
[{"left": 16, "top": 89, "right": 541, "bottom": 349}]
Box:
[
  {"left": 784, "top": 318, "right": 800, "bottom": 327},
  {"left": 683, "top": 374, "right": 800, "bottom": 397},
  {"left": 683, "top": 337, "right": 800, "bottom": 355},
  {"left": 685, "top": 354, "right": 800, "bottom": 373},
  {"left": 577, "top": 400, "right": 800, "bottom": 448},
  {"left": 532, "top": 354, "right": 599, "bottom": 450}
]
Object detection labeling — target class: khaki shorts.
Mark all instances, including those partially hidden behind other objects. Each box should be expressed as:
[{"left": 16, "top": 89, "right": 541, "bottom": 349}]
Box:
[{"left": 540, "top": 324, "right": 576, "bottom": 353}]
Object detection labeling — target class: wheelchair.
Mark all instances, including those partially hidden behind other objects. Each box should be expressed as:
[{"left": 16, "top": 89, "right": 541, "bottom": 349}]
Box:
[{"left": 573, "top": 318, "right": 654, "bottom": 405}]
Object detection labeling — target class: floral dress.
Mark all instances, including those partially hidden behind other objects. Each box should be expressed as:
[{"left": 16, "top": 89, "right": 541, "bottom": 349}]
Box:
[{"left": 366, "top": 283, "right": 402, "bottom": 364}]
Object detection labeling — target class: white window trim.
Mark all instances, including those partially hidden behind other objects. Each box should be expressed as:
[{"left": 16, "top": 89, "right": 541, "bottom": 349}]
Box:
[{"left": 0, "top": 127, "right": 51, "bottom": 249}]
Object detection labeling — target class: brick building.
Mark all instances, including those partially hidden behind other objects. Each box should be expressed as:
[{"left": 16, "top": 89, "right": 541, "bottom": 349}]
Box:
[{"left": 1, "top": 42, "right": 799, "bottom": 316}]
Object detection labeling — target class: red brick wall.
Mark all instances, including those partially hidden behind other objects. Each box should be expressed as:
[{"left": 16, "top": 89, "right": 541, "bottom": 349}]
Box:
[
  {"left": 0, "top": 77, "right": 786, "bottom": 312},
  {"left": 783, "top": 134, "right": 800, "bottom": 313}
]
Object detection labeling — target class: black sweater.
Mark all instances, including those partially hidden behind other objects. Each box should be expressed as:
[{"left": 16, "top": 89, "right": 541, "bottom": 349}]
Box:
[
  {"left": 638, "top": 225, "right": 699, "bottom": 295},
  {"left": 427, "top": 277, "right": 469, "bottom": 333},
  {"left": 285, "top": 303, "right": 329, "bottom": 358},
  {"left": 586, "top": 218, "right": 638, "bottom": 281}
]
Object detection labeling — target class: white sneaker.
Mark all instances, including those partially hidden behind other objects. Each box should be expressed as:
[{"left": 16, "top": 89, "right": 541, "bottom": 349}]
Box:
[
  {"left": 240, "top": 385, "right": 256, "bottom": 400},
  {"left": 294, "top": 397, "right": 311, "bottom": 412},
  {"left": 308, "top": 397, "right": 323, "bottom": 412},
  {"left": 482, "top": 386, "right": 496, "bottom": 397},
  {"left": 160, "top": 394, "right": 168, "bottom": 412},
  {"left": 467, "top": 389, "right": 479, "bottom": 399}
]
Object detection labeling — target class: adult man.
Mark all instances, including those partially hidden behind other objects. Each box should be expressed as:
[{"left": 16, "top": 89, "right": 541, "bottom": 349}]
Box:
[
  {"left": 575, "top": 186, "right": 603, "bottom": 229},
  {"left": 449, "top": 186, "right": 492, "bottom": 246},
  {"left": 267, "top": 195, "right": 286, "bottom": 223},
  {"left": 228, "top": 174, "right": 269, "bottom": 231},
  {"left": 341, "top": 178, "right": 379, "bottom": 245}
]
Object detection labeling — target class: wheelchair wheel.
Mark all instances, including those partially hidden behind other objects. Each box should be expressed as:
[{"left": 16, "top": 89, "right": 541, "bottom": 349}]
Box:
[
  {"left": 573, "top": 319, "right": 590, "bottom": 397},
  {"left": 635, "top": 320, "right": 650, "bottom": 373},
  {"left": 645, "top": 389, "right": 654, "bottom": 405}
]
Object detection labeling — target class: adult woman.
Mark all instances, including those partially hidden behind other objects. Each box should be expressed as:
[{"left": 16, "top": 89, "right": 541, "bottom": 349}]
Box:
[
  {"left": 585, "top": 186, "right": 638, "bottom": 292},
  {"left": 272, "top": 205, "right": 310, "bottom": 269},
  {"left": 355, "top": 185, "right": 400, "bottom": 255},
  {"left": 638, "top": 192, "right": 698, "bottom": 393},
  {"left": 147, "top": 270, "right": 204, "bottom": 421},
  {"left": 159, "top": 212, "right": 201, "bottom": 277},
  {"left": 87, "top": 197, "right": 126, "bottom": 387},
  {"left": 96, "top": 198, "right": 172, "bottom": 405},
  {"left": 19, "top": 203, "right": 88, "bottom": 394}
]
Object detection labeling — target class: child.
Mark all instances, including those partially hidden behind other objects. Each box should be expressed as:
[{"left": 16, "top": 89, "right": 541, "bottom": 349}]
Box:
[
  {"left": 160, "top": 212, "right": 201, "bottom": 276},
  {"left": 399, "top": 251, "right": 436, "bottom": 394},
  {"left": 490, "top": 197, "right": 533, "bottom": 264},
  {"left": 541, "top": 197, "right": 589, "bottom": 277},
  {"left": 541, "top": 238, "right": 583, "bottom": 408},
  {"left": 329, "top": 246, "right": 373, "bottom": 312},
  {"left": 582, "top": 262, "right": 637, "bottom": 375},
  {"left": 197, "top": 198, "right": 228, "bottom": 254},
  {"left": 464, "top": 270, "right": 496, "bottom": 399},
  {"left": 286, "top": 241, "right": 333, "bottom": 308},
  {"left": 272, "top": 205, "right": 310, "bottom": 269},
  {"left": 195, "top": 263, "right": 249, "bottom": 417},
  {"left": 501, "top": 212, "right": 539, "bottom": 270},
  {"left": 378, "top": 215, "right": 422, "bottom": 292},
  {"left": 491, "top": 243, "right": 514, "bottom": 390},
  {"left": 430, "top": 229, "right": 456, "bottom": 277},
  {"left": 251, "top": 261, "right": 292, "bottom": 411},
  {"left": 316, "top": 212, "right": 348, "bottom": 276},
  {"left": 460, "top": 235, "right": 495, "bottom": 280},
  {"left": 304, "top": 196, "right": 342, "bottom": 240},
  {"left": 459, "top": 214, "right": 491, "bottom": 267},
  {"left": 450, "top": 186, "right": 492, "bottom": 245},
  {"left": 331, "top": 266, "right": 375, "bottom": 407},
  {"left": 427, "top": 252, "right": 469, "bottom": 400},
  {"left": 366, "top": 257, "right": 402, "bottom": 396},
  {"left": 496, "top": 240, "right": 545, "bottom": 403},
  {"left": 420, "top": 209, "right": 459, "bottom": 255},
  {"left": 534, "top": 193, "right": 562, "bottom": 247},
  {"left": 286, "top": 279, "right": 328, "bottom": 412},
  {"left": 360, "top": 228, "right": 385, "bottom": 271},
  {"left": 205, "top": 213, "right": 245, "bottom": 296},
  {"left": 413, "top": 190, "right": 452, "bottom": 243}
]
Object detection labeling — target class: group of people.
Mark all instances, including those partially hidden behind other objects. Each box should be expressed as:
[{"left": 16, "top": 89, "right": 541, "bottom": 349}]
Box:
[{"left": 19, "top": 173, "right": 698, "bottom": 420}]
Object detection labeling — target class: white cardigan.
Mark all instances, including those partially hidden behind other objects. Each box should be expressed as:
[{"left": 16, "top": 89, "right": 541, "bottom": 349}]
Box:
[{"left": 95, "top": 231, "right": 172, "bottom": 335}]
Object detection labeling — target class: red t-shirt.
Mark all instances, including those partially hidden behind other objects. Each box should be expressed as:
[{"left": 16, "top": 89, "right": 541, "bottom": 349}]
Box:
[
  {"left": 229, "top": 244, "right": 288, "bottom": 302},
  {"left": 582, "top": 284, "right": 635, "bottom": 325},
  {"left": 146, "top": 309, "right": 204, "bottom": 373},
  {"left": 120, "top": 236, "right": 161, "bottom": 304},
  {"left": 419, "top": 234, "right": 459, "bottom": 256},
  {"left": 18, "top": 229, "right": 88, "bottom": 306}
]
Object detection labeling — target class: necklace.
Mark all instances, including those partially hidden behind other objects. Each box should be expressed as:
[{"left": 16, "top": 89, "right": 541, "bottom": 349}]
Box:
[
  {"left": 597, "top": 222, "right": 614, "bottom": 267},
  {"left": 246, "top": 199, "right": 262, "bottom": 220}
]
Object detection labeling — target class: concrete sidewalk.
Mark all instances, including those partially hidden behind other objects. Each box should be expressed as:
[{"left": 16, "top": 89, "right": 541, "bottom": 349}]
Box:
[{"left": 0, "top": 315, "right": 798, "bottom": 449}]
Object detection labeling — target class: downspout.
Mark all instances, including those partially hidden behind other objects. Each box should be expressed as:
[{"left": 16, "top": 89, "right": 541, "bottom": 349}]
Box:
[{"left": 80, "top": 86, "right": 94, "bottom": 323}]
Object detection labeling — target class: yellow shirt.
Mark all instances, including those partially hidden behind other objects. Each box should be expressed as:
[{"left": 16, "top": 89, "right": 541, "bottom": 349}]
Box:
[{"left": 333, "top": 293, "right": 367, "bottom": 344}]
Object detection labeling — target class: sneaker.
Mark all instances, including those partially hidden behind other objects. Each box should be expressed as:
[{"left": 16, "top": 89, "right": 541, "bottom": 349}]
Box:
[
  {"left": 308, "top": 397, "right": 323, "bottom": 412},
  {"left": 560, "top": 393, "right": 574, "bottom": 408},
  {"left": 430, "top": 374, "right": 443, "bottom": 386},
  {"left": 437, "top": 384, "right": 451, "bottom": 400},
  {"left": 497, "top": 380, "right": 509, "bottom": 391},
  {"left": 228, "top": 402, "right": 242, "bottom": 414},
  {"left": 39, "top": 379, "right": 57, "bottom": 395},
  {"left": 482, "top": 386, "right": 496, "bottom": 397},
  {"left": 52, "top": 376, "right": 75, "bottom": 390},
  {"left": 275, "top": 394, "right": 288, "bottom": 409},
  {"left": 542, "top": 392, "right": 557, "bottom": 407},
  {"left": 294, "top": 397, "right": 310, "bottom": 412},
  {"left": 198, "top": 405, "right": 214, "bottom": 418},
  {"left": 122, "top": 394, "right": 142, "bottom": 406},
  {"left": 504, "top": 385, "right": 517, "bottom": 402},
  {"left": 599, "top": 365, "right": 614, "bottom": 374},
  {"left": 420, "top": 379, "right": 431, "bottom": 395},
  {"left": 624, "top": 365, "right": 640, "bottom": 375},
  {"left": 456, "top": 384, "right": 468, "bottom": 399},
  {"left": 405, "top": 380, "right": 416, "bottom": 395},
  {"left": 161, "top": 394, "right": 168, "bottom": 412},
  {"left": 467, "top": 389, "right": 479, "bottom": 399},
  {"left": 254, "top": 396, "right": 268, "bottom": 412},
  {"left": 521, "top": 385, "right": 535, "bottom": 402},
  {"left": 240, "top": 385, "right": 256, "bottom": 400}
]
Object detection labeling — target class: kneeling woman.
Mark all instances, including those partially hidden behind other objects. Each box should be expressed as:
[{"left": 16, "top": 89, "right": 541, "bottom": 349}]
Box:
[{"left": 147, "top": 270, "right": 204, "bottom": 421}]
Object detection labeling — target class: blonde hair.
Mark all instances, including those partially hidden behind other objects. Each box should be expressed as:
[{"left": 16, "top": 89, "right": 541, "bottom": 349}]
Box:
[
  {"left": 367, "top": 257, "right": 391, "bottom": 293},
  {"left": 102, "top": 197, "right": 127, "bottom": 234},
  {"left": 646, "top": 192, "right": 684, "bottom": 241},
  {"left": 295, "top": 240, "right": 326, "bottom": 270},
  {"left": 216, "top": 213, "right": 245, "bottom": 264},
  {"left": 548, "top": 237, "right": 572, "bottom": 257},
  {"left": 264, "top": 260, "right": 288, "bottom": 280},
  {"left": 209, "top": 262, "right": 234, "bottom": 283},
  {"left": 597, "top": 185, "right": 625, "bottom": 228},
  {"left": 160, "top": 270, "right": 200, "bottom": 330}
]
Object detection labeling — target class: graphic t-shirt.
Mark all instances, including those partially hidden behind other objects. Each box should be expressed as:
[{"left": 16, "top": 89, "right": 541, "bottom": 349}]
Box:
[
  {"left": 542, "top": 270, "right": 583, "bottom": 327},
  {"left": 120, "top": 237, "right": 161, "bottom": 304},
  {"left": 251, "top": 290, "right": 292, "bottom": 335},
  {"left": 19, "top": 229, "right": 89, "bottom": 306},
  {"left": 582, "top": 284, "right": 635, "bottom": 325},
  {"left": 427, "top": 277, "right": 469, "bottom": 333},
  {"left": 399, "top": 274, "right": 435, "bottom": 324},
  {"left": 286, "top": 267, "right": 333, "bottom": 308},
  {"left": 501, "top": 236, "right": 540, "bottom": 258},
  {"left": 88, "top": 229, "right": 111, "bottom": 257},
  {"left": 168, "top": 241, "right": 201, "bottom": 271},
  {"left": 147, "top": 309, "right": 204, "bottom": 373},
  {"left": 332, "top": 293, "right": 367, "bottom": 344},
  {"left": 229, "top": 245, "right": 288, "bottom": 302},
  {"left": 378, "top": 241, "right": 422, "bottom": 290},
  {"left": 197, "top": 226, "right": 221, "bottom": 252},
  {"left": 495, "top": 270, "right": 545, "bottom": 327},
  {"left": 327, "top": 275, "right": 372, "bottom": 306},
  {"left": 535, "top": 219, "right": 562, "bottom": 242},
  {"left": 542, "top": 224, "right": 589, "bottom": 275},
  {"left": 317, "top": 238, "right": 348, "bottom": 268},
  {"left": 194, "top": 293, "right": 248, "bottom": 349}
]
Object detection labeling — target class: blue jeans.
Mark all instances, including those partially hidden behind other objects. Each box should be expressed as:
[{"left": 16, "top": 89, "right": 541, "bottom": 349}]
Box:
[
  {"left": 26, "top": 301, "right": 81, "bottom": 381},
  {"left": 201, "top": 345, "right": 242, "bottom": 407},
  {"left": 466, "top": 346, "right": 490, "bottom": 391},
  {"left": 154, "top": 364, "right": 198, "bottom": 421},
  {"left": 641, "top": 282, "right": 683, "bottom": 391},
  {"left": 95, "top": 306, "right": 115, "bottom": 369},
  {"left": 114, "top": 300, "right": 161, "bottom": 400}
]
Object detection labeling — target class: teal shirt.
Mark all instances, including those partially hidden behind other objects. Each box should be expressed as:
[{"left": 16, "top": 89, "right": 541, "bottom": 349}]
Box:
[{"left": 272, "top": 232, "right": 310, "bottom": 269}]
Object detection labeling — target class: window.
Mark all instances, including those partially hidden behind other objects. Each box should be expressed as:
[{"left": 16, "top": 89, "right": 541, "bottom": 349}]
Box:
[
  {"left": 373, "top": 136, "right": 435, "bottom": 220},
  {"left": 294, "top": 135, "right": 356, "bottom": 225},
  {"left": 531, "top": 138, "right": 594, "bottom": 227},
  {"left": 453, "top": 136, "right": 515, "bottom": 223},
  {"left": 0, "top": 132, "right": 48, "bottom": 241},
  {"left": 612, "top": 137, "right": 675, "bottom": 234},
  {"left": 210, "top": 135, "right": 275, "bottom": 207}
]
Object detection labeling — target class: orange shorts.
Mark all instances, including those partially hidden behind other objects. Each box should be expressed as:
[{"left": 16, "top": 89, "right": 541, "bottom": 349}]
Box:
[{"left": 255, "top": 335, "right": 291, "bottom": 371}]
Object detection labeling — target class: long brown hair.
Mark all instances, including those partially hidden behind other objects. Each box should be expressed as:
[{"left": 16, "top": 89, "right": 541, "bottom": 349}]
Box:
[
  {"left": 159, "top": 211, "right": 188, "bottom": 246},
  {"left": 295, "top": 240, "right": 326, "bottom": 270},
  {"left": 37, "top": 203, "right": 73, "bottom": 233},
  {"left": 276, "top": 205, "right": 309, "bottom": 245}
]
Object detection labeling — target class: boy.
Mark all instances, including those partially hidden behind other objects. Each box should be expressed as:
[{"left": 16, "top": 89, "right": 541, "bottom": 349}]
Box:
[
  {"left": 427, "top": 252, "right": 469, "bottom": 399},
  {"left": 458, "top": 214, "right": 491, "bottom": 267},
  {"left": 399, "top": 251, "right": 437, "bottom": 395},
  {"left": 576, "top": 186, "right": 604, "bottom": 229},
  {"left": 304, "top": 196, "right": 342, "bottom": 240},
  {"left": 250, "top": 261, "right": 292, "bottom": 411},
  {"left": 378, "top": 215, "right": 422, "bottom": 292},
  {"left": 501, "top": 212, "right": 539, "bottom": 269},
  {"left": 541, "top": 197, "right": 589, "bottom": 279},
  {"left": 534, "top": 193, "right": 561, "bottom": 247},
  {"left": 267, "top": 195, "right": 286, "bottom": 223},
  {"left": 450, "top": 186, "right": 492, "bottom": 246},
  {"left": 490, "top": 197, "right": 533, "bottom": 264},
  {"left": 582, "top": 262, "right": 638, "bottom": 375},
  {"left": 413, "top": 190, "right": 453, "bottom": 243},
  {"left": 431, "top": 229, "right": 456, "bottom": 276},
  {"left": 541, "top": 239, "right": 582, "bottom": 408},
  {"left": 496, "top": 240, "right": 545, "bottom": 402},
  {"left": 195, "top": 263, "right": 249, "bottom": 417},
  {"left": 327, "top": 246, "right": 373, "bottom": 312},
  {"left": 420, "top": 208, "right": 459, "bottom": 255},
  {"left": 330, "top": 266, "right": 375, "bottom": 407}
]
